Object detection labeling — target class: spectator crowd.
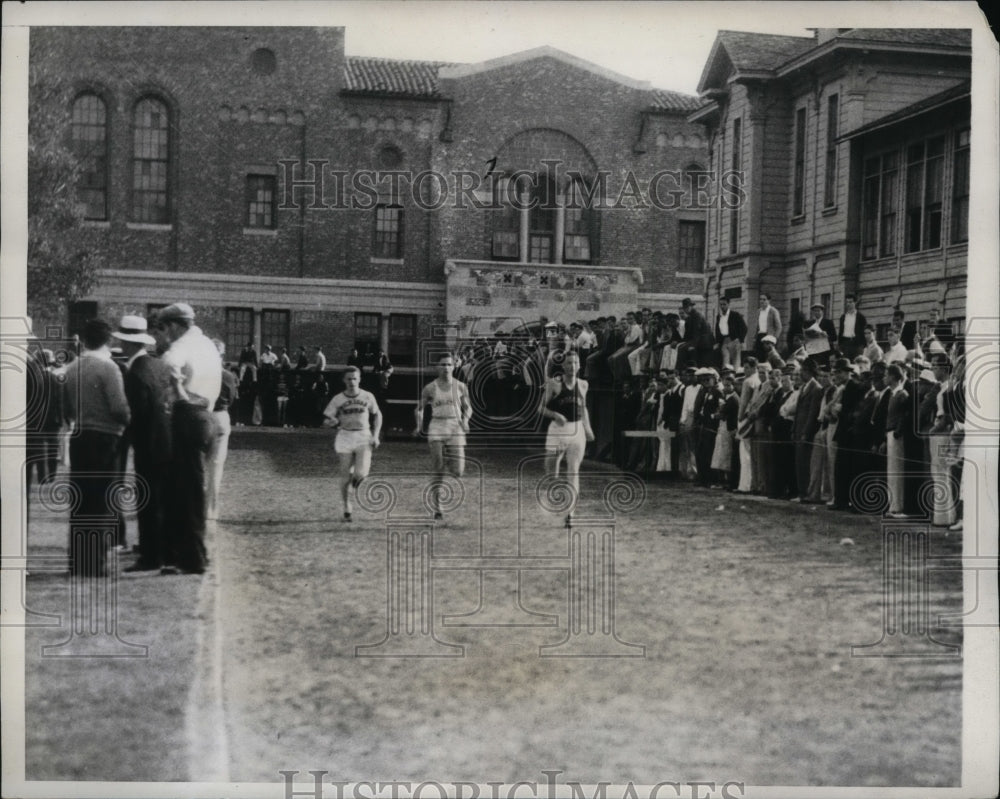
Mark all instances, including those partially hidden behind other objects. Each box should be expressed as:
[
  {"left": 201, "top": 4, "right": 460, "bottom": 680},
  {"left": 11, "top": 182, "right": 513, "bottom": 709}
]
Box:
[{"left": 451, "top": 294, "right": 966, "bottom": 530}]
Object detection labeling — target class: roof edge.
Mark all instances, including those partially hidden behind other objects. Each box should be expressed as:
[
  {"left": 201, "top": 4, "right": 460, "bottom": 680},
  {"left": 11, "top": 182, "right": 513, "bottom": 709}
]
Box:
[{"left": 439, "top": 45, "right": 651, "bottom": 91}]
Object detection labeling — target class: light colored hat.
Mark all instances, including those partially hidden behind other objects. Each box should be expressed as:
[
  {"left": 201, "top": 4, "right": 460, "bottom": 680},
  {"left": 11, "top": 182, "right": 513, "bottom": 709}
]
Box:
[
  {"left": 111, "top": 314, "right": 155, "bottom": 346},
  {"left": 762, "top": 334, "right": 777, "bottom": 344},
  {"left": 919, "top": 369, "right": 938, "bottom": 383},
  {"left": 157, "top": 302, "right": 196, "bottom": 323}
]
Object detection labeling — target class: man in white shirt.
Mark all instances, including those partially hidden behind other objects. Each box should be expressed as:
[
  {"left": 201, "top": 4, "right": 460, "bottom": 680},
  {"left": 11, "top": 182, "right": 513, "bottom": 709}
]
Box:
[
  {"left": 837, "top": 295, "right": 867, "bottom": 359},
  {"left": 883, "top": 328, "right": 908, "bottom": 364},
  {"left": 156, "top": 302, "right": 222, "bottom": 575},
  {"left": 259, "top": 344, "right": 278, "bottom": 366},
  {"left": 753, "top": 293, "right": 782, "bottom": 359}
]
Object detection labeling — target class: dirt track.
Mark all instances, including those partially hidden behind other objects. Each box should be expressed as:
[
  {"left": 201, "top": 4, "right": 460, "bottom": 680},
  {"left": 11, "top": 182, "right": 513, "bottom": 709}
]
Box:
[
  {"left": 214, "top": 432, "right": 962, "bottom": 787},
  {"left": 23, "top": 430, "right": 963, "bottom": 787}
]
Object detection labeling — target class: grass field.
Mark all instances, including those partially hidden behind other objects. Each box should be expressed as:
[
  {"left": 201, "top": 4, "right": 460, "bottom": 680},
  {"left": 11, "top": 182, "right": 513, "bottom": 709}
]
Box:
[{"left": 23, "top": 430, "right": 963, "bottom": 787}]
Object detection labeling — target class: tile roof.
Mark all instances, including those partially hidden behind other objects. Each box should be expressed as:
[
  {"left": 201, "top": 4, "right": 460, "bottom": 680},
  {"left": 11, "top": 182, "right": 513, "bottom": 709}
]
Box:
[
  {"left": 715, "top": 30, "right": 815, "bottom": 73},
  {"left": 836, "top": 28, "right": 972, "bottom": 48},
  {"left": 649, "top": 89, "right": 704, "bottom": 112},
  {"left": 344, "top": 56, "right": 457, "bottom": 98}
]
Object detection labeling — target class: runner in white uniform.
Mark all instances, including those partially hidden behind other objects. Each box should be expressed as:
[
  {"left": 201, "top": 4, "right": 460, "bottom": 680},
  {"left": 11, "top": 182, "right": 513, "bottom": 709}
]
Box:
[
  {"left": 538, "top": 351, "right": 595, "bottom": 527},
  {"left": 418, "top": 353, "right": 472, "bottom": 520},
  {"left": 323, "top": 366, "right": 382, "bottom": 522}
]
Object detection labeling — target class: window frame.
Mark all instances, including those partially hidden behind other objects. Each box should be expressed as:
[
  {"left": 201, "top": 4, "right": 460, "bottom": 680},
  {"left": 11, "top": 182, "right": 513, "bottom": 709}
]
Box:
[
  {"left": 373, "top": 203, "right": 404, "bottom": 259},
  {"left": 388, "top": 313, "right": 417, "bottom": 366},
  {"left": 678, "top": 219, "right": 706, "bottom": 274},
  {"left": 354, "top": 312, "right": 382, "bottom": 359},
  {"left": 130, "top": 95, "right": 172, "bottom": 224},
  {"left": 261, "top": 309, "right": 290, "bottom": 355},
  {"left": 904, "top": 136, "right": 945, "bottom": 254},
  {"left": 793, "top": 106, "right": 807, "bottom": 218},
  {"left": 951, "top": 128, "right": 970, "bottom": 245},
  {"left": 246, "top": 174, "right": 277, "bottom": 229},
  {"left": 71, "top": 92, "right": 109, "bottom": 221},
  {"left": 823, "top": 94, "right": 839, "bottom": 209},
  {"left": 225, "top": 307, "right": 254, "bottom": 361}
]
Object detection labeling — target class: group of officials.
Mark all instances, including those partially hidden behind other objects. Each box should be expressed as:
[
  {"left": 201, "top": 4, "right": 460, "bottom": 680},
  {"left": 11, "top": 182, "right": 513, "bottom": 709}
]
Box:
[{"left": 52, "top": 303, "right": 226, "bottom": 577}]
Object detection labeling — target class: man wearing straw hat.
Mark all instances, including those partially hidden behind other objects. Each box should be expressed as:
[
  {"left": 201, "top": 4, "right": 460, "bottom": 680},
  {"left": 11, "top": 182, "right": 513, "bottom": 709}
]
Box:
[{"left": 113, "top": 314, "right": 173, "bottom": 572}]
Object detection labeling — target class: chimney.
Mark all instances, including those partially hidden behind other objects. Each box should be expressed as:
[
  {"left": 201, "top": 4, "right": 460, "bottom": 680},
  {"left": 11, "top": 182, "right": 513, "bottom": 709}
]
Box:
[{"left": 813, "top": 28, "right": 850, "bottom": 44}]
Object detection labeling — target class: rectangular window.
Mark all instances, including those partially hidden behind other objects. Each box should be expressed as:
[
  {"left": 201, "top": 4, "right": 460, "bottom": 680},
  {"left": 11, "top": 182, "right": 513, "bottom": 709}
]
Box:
[
  {"left": 793, "top": 107, "right": 806, "bottom": 217},
  {"left": 354, "top": 312, "right": 381, "bottom": 358},
  {"left": 678, "top": 220, "right": 706, "bottom": 273},
  {"left": 225, "top": 308, "right": 254, "bottom": 359},
  {"left": 790, "top": 297, "right": 800, "bottom": 323},
  {"left": 905, "top": 137, "right": 945, "bottom": 253},
  {"left": 729, "top": 117, "right": 741, "bottom": 254},
  {"left": 951, "top": 128, "right": 970, "bottom": 244},
  {"left": 261, "top": 309, "right": 289, "bottom": 354},
  {"left": 132, "top": 98, "right": 170, "bottom": 223},
  {"left": 72, "top": 95, "right": 108, "bottom": 220},
  {"left": 388, "top": 314, "right": 417, "bottom": 366},
  {"left": 373, "top": 205, "right": 403, "bottom": 258},
  {"left": 563, "top": 206, "right": 592, "bottom": 263},
  {"left": 862, "top": 152, "right": 899, "bottom": 259},
  {"left": 821, "top": 292, "right": 831, "bottom": 316},
  {"left": 824, "top": 94, "right": 839, "bottom": 208},
  {"left": 246, "top": 175, "right": 276, "bottom": 228}
]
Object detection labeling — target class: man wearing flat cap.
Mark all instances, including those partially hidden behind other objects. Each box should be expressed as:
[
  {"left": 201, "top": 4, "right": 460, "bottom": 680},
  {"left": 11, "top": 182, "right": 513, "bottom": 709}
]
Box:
[
  {"left": 155, "top": 302, "right": 222, "bottom": 574},
  {"left": 113, "top": 315, "right": 173, "bottom": 571}
]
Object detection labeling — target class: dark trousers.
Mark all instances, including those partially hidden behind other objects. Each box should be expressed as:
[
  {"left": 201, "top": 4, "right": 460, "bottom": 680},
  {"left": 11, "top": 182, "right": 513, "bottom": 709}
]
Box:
[
  {"left": 69, "top": 431, "right": 122, "bottom": 577},
  {"left": 696, "top": 426, "right": 717, "bottom": 486},
  {"left": 133, "top": 454, "right": 169, "bottom": 568},
  {"left": 833, "top": 436, "right": 855, "bottom": 508},
  {"left": 165, "top": 402, "right": 216, "bottom": 573},
  {"left": 26, "top": 430, "right": 60, "bottom": 491},
  {"left": 794, "top": 439, "right": 812, "bottom": 500},
  {"left": 770, "top": 427, "right": 796, "bottom": 498}
]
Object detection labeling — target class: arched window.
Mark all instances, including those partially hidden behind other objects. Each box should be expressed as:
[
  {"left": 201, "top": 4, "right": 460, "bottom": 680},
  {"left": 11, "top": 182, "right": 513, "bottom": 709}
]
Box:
[
  {"left": 71, "top": 93, "right": 108, "bottom": 220},
  {"left": 132, "top": 97, "right": 170, "bottom": 223}
]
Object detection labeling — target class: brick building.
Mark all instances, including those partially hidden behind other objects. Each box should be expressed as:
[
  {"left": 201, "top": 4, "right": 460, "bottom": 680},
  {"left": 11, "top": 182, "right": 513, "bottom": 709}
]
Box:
[
  {"left": 31, "top": 27, "right": 710, "bottom": 365},
  {"left": 689, "top": 27, "right": 971, "bottom": 346}
]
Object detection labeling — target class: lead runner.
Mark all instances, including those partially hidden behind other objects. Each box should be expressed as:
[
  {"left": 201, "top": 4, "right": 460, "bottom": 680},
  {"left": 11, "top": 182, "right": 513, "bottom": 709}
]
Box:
[
  {"left": 418, "top": 352, "right": 472, "bottom": 520},
  {"left": 538, "top": 350, "right": 595, "bottom": 527},
  {"left": 323, "top": 366, "right": 382, "bottom": 522}
]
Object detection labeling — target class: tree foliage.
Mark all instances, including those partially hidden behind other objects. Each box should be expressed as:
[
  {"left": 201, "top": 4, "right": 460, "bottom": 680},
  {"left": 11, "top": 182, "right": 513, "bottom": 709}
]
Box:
[{"left": 27, "top": 66, "right": 102, "bottom": 319}]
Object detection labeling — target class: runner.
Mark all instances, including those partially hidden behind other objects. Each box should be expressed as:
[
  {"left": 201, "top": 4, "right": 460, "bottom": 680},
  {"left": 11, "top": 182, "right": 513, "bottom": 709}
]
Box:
[
  {"left": 419, "top": 352, "right": 472, "bottom": 520},
  {"left": 538, "top": 350, "right": 595, "bottom": 527},
  {"left": 323, "top": 366, "right": 382, "bottom": 522}
]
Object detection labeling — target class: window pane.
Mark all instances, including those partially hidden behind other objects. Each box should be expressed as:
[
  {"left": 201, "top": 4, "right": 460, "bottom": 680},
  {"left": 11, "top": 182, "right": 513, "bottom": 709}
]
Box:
[
  {"left": 388, "top": 314, "right": 416, "bottom": 366},
  {"left": 247, "top": 175, "right": 276, "bottom": 228},
  {"left": 354, "top": 313, "right": 381, "bottom": 358},
  {"left": 225, "top": 308, "right": 254, "bottom": 359},
  {"left": 261, "top": 310, "right": 289, "bottom": 354},
  {"left": 678, "top": 220, "right": 705, "bottom": 272},
  {"left": 71, "top": 94, "right": 108, "bottom": 220},
  {"left": 132, "top": 98, "right": 170, "bottom": 222},
  {"left": 373, "top": 205, "right": 402, "bottom": 258}
]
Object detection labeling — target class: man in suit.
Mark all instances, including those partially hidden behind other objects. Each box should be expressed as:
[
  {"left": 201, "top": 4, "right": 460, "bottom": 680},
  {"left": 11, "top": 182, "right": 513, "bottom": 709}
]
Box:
[
  {"left": 753, "top": 292, "right": 782, "bottom": 360},
  {"left": 828, "top": 358, "right": 862, "bottom": 510},
  {"left": 714, "top": 296, "right": 748, "bottom": 371},
  {"left": 792, "top": 358, "right": 823, "bottom": 502},
  {"left": 891, "top": 307, "right": 918, "bottom": 351},
  {"left": 803, "top": 302, "right": 838, "bottom": 367},
  {"left": 837, "top": 294, "right": 868, "bottom": 360},
  {"left": 113, "top": 315, "right": 173, "bottom": 572},
  {"left": 657, "top": 368, "right": 685, "bottom": 473},
  {"left": 678, "top": 298, "right": 713, "bottom": 368},
  {"left": 769, "top": 365, "right": 797, "bottom": 499}
]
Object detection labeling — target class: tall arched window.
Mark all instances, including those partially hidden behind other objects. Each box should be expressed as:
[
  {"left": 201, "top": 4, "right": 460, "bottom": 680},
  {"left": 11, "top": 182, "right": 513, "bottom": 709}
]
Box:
[
  {"left": 71, "top": 93, "right": 108, "bottom": 220},
  {"left": 132, "top": 97, "right": 170, "bottom": 223}
]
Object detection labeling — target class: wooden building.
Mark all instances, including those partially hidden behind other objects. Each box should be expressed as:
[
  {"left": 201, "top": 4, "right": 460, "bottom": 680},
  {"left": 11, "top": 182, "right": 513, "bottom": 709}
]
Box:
[{"left": 689, "top": 28, "right": 971, "bottom": 346}]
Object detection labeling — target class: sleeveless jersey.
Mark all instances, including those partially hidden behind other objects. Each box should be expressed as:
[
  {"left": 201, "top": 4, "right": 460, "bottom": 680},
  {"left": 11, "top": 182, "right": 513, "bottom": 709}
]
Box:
[
  {"left": 425, "top": 379, "right": 467, "bottom": 420},
  {"left": 547, "top": 378, "right": 583, "bottom": 423}
]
